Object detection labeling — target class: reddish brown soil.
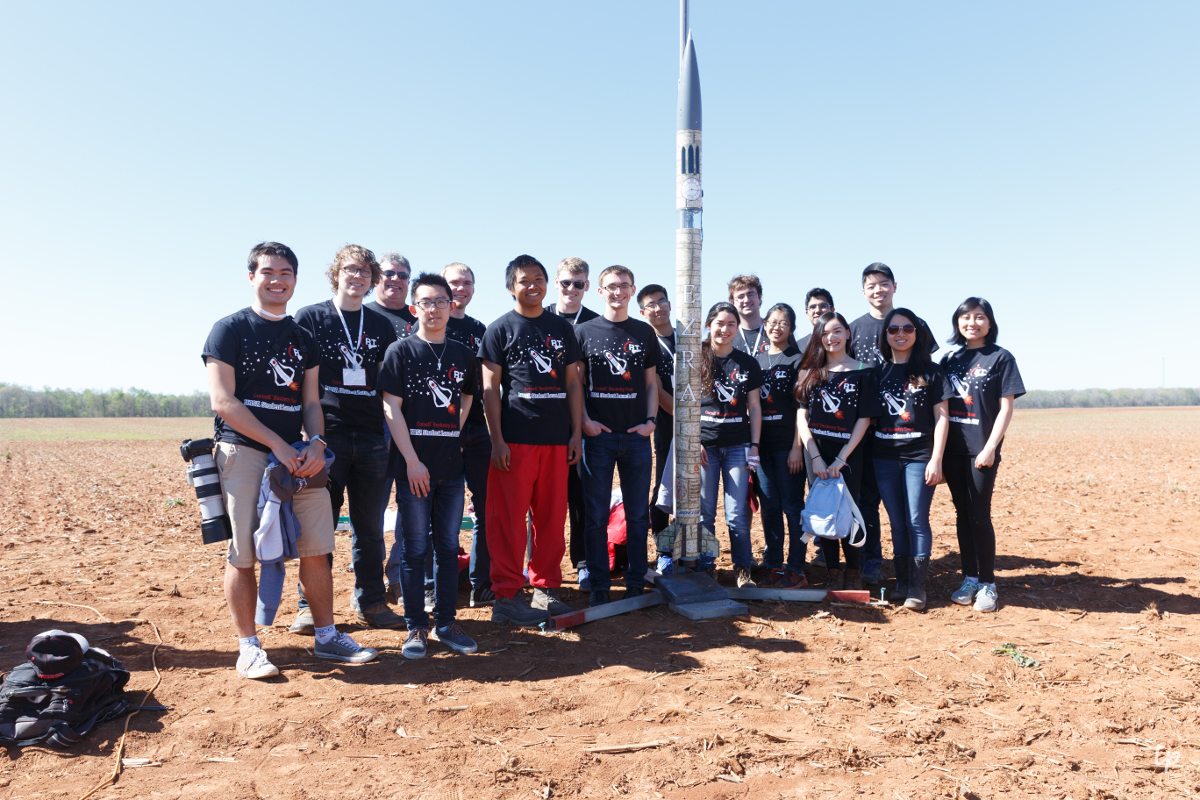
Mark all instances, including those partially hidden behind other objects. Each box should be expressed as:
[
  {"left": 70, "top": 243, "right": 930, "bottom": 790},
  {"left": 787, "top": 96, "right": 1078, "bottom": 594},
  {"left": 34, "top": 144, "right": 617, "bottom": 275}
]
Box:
[{"left": 2, "top": 408, "right": 1199, "bottom": 799}]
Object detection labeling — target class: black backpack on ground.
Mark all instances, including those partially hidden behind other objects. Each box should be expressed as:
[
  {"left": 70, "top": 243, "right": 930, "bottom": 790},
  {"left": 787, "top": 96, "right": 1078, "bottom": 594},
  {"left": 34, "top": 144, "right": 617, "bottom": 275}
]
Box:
[{"left": 0, "top": 633, "right": 131, "bottom": 748}]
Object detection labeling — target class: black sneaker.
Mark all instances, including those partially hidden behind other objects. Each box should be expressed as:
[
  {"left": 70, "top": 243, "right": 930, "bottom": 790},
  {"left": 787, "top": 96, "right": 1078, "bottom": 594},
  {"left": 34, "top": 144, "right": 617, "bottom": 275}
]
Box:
[
  {"left": 432, "top": 622, "right": 478, "bottom": 655},
  {"left": 622, "top": 586, "right": 646, "bottom": 600},
  {"left": 470, "top": 585, "right": 496, "bottom": 608},
  {"left": 589, "top": 590, "right": 611, "bottom": 607},
  {"left": 531, "top": 587, "right": 572, "bottom": 615},
  {"left": 491, "top": 589, "right": 550, "bottom": 627},
  {"left": 401, "top": 628, "right": 428, "bottom": 660}
]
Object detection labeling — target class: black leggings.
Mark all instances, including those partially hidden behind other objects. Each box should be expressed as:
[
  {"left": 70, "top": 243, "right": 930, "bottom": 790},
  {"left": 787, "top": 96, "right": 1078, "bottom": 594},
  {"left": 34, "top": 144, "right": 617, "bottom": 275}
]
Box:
[
  {"left": 803, "top": 438, "right": 862, "bottom": 571},
  {"left": 943, "top": 454, "right": 1000, "bottom": 583}
]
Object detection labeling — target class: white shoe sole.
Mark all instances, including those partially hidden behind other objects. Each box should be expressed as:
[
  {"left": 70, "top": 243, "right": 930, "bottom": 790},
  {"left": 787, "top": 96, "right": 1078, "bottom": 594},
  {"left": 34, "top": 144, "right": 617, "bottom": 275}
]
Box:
[{"left": 239, "top": 663, "right": 279, "bottom": 679}]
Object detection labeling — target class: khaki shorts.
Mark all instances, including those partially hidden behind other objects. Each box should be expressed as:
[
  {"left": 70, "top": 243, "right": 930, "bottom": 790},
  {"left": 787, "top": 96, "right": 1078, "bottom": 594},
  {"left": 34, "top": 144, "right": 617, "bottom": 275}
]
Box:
[{"left": 216, "top": 442, "right": 336, "bottom": 569}]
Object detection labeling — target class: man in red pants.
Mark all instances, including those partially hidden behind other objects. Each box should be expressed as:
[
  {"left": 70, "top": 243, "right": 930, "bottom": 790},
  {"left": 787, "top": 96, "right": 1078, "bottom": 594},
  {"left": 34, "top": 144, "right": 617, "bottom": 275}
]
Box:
[{"left": 479, "top": 255, "right": 583, "bottom": 626}]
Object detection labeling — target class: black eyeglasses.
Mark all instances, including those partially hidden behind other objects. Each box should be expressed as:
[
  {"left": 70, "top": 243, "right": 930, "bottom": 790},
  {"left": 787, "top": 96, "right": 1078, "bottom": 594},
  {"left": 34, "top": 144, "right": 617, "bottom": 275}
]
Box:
[
  {"left": 415, "top": 298, "right": 451, "bottom": 310},
  {"left": 886, "top": 324, "right": 916, "bottom": 335},
  {"left": 382, "top": 270, "right": 409, "bottom": 280},
  {"left": 559, "top": 279, "right": 585, "bottom": 290}
]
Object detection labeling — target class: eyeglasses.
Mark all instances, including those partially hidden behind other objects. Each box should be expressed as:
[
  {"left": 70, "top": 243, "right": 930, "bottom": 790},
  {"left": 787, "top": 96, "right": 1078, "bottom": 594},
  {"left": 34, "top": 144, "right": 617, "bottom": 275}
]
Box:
[
  {"left": 764, "top": 320, "right": 792, "bottom": 329},
  {"left": 341, "top": 266, "right": 372, "bottom": 278},
  {"left": 382, "top": 270, "right": 409, "bottom": 280},
  {"left": 559, "top": 279, "right": 586, "bottom": 290},
  {"left": 640, "top": 300, "right": 670, "bottom": 310},
  {"left": 806, "top": 302, "right": 832, "bottom": 313},
  {"left": 886, "top": 324, "right": 916, "bottom": 335},
  {"left": 415, "top": 298, "right": 451, "bottom": 310},
  {"left": 600, "top": 282, "right": 632, "bottom": 294}
]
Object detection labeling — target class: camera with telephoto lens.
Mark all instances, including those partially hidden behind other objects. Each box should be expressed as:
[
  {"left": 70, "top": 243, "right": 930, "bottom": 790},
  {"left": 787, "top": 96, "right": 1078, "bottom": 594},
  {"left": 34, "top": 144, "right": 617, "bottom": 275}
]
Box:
[{"left": 180, "top": 438, "right": 233, "bottom": 544}]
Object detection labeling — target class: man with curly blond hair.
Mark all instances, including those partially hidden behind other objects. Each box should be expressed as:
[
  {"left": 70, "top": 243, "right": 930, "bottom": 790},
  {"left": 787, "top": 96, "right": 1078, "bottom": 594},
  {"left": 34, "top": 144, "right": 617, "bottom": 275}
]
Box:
[{"left": 290, "top": 244, "right": 402, "bottom": 632}]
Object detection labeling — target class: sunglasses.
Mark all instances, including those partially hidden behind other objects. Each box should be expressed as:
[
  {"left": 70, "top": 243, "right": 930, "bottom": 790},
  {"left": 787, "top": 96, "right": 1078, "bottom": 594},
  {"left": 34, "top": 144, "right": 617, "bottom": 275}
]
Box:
[
  {"left": 382, "top": 270, "right": 409, "bottom": 280},
  {"left": 559, "top": 279, "right": 586, "bottom": 290},
  {"left": 886, "top": 324, "right": 916, "bottom": 335}
]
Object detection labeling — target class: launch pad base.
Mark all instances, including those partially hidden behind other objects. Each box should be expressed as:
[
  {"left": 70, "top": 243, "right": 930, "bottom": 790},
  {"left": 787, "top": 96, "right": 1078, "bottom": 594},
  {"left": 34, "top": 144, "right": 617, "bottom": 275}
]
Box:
[{"left": 727, "top": 588, "right": 871, "bottom": 604}]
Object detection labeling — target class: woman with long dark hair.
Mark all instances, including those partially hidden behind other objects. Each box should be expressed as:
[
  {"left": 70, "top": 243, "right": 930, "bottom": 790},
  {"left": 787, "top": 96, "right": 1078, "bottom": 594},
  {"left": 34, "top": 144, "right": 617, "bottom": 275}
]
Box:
[
  {"left": 755, "top": 303, "right": 806, "bottom": 580},
  {"left": 794, "top": 312, "right": 876, "bottom": 590},
  {"left": 699, "top": 302, "right": 764, "bottom": 587},
  {"left": 871, "top": 308, "right": 951, "bottom": 610},
  {"left": 940, "top": 297, "right": 1024, "bottom": 613}
]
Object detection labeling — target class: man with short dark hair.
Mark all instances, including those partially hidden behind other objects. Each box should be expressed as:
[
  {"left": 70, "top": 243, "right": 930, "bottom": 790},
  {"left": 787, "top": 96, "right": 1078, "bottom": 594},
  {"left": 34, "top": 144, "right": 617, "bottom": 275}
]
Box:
[
  {"left": 379, "top": 273, "right": 480, "bottom": 658},
  {"left": 577, "top": 266, "right": 660, "bottom": 605},
  {"left": 203, "top": 242, "right": 377, "bottom": 679},
  {"left": 796, "top": 288, "right": 834, "bottom": 352},
  {"left": 291, "top": 244, "right": 400, "bottom": 634},
  {"left": 636, "top": 284, "right": 675, "bottom": 556},
  {"left": 847, "top": 262, "right": 938, "bottom": 586},
  {"left": 728, "top": 274, "right": 769, "bottom": 355},
  {"left": 481, "top": 255, "right": 584, "bottom": 625}
]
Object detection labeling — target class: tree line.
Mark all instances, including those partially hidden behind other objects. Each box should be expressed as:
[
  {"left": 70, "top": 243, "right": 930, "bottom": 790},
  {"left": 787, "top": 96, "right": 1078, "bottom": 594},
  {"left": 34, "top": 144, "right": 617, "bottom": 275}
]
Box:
[{"left": 0, "top": 382, "right": 1196, "bottom": 418}]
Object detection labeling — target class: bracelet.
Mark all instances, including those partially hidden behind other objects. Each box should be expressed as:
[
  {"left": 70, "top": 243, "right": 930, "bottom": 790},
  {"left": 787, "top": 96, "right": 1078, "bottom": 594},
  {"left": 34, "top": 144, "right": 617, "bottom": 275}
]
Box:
[
  {"left": 749, "top": 442, "right": 759, "bottom": 448},
  {"left": 833, "top": 456, "right": 846, "bottom": 466},
  {"left": 811, "top": 453, "right": 824, "bottom": 461}
]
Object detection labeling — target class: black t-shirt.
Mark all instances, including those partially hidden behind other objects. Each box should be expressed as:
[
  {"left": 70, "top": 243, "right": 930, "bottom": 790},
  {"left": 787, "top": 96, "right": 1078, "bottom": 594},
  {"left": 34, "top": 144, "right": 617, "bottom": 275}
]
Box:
[
  {"left": 446, "top": 314, "right": 488, "bottom": 429},
  {"left": 201, "top": 308, "right": 319, "bottom": 453},
  {"left": 940, "top": 344, "right": 1026, "bottom": 457},
  {"left": 655, "top": 331, "right": 676, "bottom": 429},
  {"left": 576, "top": 316, "right": 661, "bottom": 433},
  {"left": 366, "top": 300, "right": 415, "bottom": 340},
  {"left": 755, "top": 346, "right": 803, "bottom": 449},
  {"left": 798, "top": 366, "right": 878, "bottom": 444},
  {"left": 377, "top": 336, "right": 478, "bottom": 482},
  {"left": 871, "top": 362, "right": 953, "bottom": 462},
  {"left": 731, "top": 325, "right": 770, "bottom": 356},
  {"left": 700, "top": 349, "right": 764, "bottom": 449},
  {"left": 294, "top": 301, "right": 397, "bottom": 435},
  {"left": 479, "top": 310, "right": 583, "bottom": 446},
  {"left": 847, "top": 312, "right": 939, "bottom": 367},
  {"left": 547, "top": 303, "right": 600, "bottom": 326}
]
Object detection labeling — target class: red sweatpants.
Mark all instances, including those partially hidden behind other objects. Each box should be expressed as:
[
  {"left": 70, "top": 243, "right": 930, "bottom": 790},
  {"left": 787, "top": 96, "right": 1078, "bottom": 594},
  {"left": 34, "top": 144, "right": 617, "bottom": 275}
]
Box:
[{"left": 486, "top": 443, "right": 568, "bottom": 599}]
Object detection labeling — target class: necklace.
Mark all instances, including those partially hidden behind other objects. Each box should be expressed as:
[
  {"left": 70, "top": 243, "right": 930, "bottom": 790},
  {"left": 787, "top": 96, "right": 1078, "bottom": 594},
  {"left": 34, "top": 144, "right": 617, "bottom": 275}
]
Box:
[
  {"left": 253, "top": 306, "right": 287, "bottom": 320},
  {"left": 424, "top": 338, "right": 448, "bottom": 371}
]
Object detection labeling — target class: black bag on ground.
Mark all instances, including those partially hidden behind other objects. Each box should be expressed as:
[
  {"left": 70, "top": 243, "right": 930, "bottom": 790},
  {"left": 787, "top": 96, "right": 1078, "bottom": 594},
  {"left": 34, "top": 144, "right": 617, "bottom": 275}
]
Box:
[{"left": 0, "top": 631, "right": 132, "bottom": 748}]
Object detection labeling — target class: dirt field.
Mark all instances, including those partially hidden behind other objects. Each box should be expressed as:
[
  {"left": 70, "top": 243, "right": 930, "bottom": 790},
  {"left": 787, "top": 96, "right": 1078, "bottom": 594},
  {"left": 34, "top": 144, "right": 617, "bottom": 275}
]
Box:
[{"left": 2, "top": 408, "right": 1199, "bottom": 800}]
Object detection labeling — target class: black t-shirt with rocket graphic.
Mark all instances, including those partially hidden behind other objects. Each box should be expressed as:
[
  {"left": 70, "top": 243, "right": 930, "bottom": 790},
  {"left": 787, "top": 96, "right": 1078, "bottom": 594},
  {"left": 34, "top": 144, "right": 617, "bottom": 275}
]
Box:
[
  {"left": 295, "top": 301, "right": 397, "bottom": 436},
  {"left": 202, "top": 308, "right": 319, "bottom": 453},
  {"left": 755, "top": 345, "right": 803, "bottom": 449},
  {"left": 446, "top": 314, "right": 488, "bottom": 429},
  {"left": 797, "top": 366, "right": 878, "bottom": 444},
  {"left": 847, "top": 312, "right": 939, "bottom": 367},
  {"left": 377, "top": 335, "right": 477, "bottom": 482},
  {"left": 700, "top": 349, "right": 764, "bottom": 449},
  {"left": 576, "top": 316, "right": 661, "bottom": 433},
  {"left": 479, "top": 310, "right": 583, "bottom": 446},
  {"left": 940, "top": 344, "right": 1026, "bottom": 457},
  {"left": 871, "top": 362, "right": 954, "bottom": 462}
]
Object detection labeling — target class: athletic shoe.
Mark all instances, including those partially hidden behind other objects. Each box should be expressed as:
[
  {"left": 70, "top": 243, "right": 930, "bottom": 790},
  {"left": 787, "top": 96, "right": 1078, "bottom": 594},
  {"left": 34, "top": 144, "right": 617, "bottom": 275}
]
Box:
[
  {"left": 656, "top": 554, "right": 674, "bottom": 576},
  {"left": 622, "top": 585, "right": 646, "bottom": 600},
  {"left": 356, "top": 603, "right": 405, "bottom": 629},
  {"left": 470, "top": 585, "right": 496, "bottom": 608},
  {"left": 532, "top": 587, "right": 572, "bottom": 615},
  {"left": 973, "top": 584, "right": 999, "bottom": 613},
  {"left": 577, "top": 567, "right": 591, "bottom": 591},
  {"left": 236, "top": 646, "right": 279, "bottom": 680},
  {"left": 860, "top": 558, "right": 883, "bottom": 586},
  {"left": 589, "top": 590, "right": 611, "bottom": 607},
  {"left": 951, "top": 577, "right": 981, "bottom": 606},
  {"left": 315, "top": 631, "right": 378, "bottom": 663},
  {"left": 424, "top": 588, "right": 436, "bottom": 614},
  {"left": 385, "top": 583, "right": 402, "bottom": 606},
  {"left": 433, "top": 623, "right": 478, "bottom": 655},
  {"left": 288, "top": 607, "right": 314, "bottom": 636},
  {"left": 764, "top": 567, "right": 806, "bottom": 589},
  {"left": 401, "top": 628, "right": 428, "bottom": 660},
  {"left": 735, "top": 566, "right": 756, "bottom": 588},
  {"left": 492, "top": 589, "right": 550, "bottom": 627}
]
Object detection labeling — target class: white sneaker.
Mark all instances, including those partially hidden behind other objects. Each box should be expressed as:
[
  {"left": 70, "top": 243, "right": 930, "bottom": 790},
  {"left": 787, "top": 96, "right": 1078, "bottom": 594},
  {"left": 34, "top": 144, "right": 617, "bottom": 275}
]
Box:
[
  {"left": 236, "top": 645, "right": 279, "bottom": 679},
  {"left": 973, "top": 583, "right": 999, "bottom": 613},
  {"left": 950, "top": 577, "right": 981, "bottom": 606}
]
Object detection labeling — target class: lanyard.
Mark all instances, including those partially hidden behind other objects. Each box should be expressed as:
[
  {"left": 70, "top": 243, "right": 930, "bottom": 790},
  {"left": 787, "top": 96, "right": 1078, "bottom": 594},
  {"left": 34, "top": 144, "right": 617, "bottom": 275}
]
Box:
[
  {"left": 658, "top": 333, "right": 675, "bottom": 360},
  {"left": 741, "top": 326, "right": 763, "bottom": 354},
  {"left": 335, "top": 303, "right": 364, "bottom": 367}
]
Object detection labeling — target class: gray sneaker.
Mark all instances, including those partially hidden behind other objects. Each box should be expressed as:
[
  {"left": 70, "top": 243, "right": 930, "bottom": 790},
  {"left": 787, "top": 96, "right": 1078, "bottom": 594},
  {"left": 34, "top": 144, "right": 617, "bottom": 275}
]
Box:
[
  {"left": 973, "top": 583, "right": 999, "bottom": 613},
  {"left": 531, "top": 587, "right": 572, "bottom": 616},
  {"left": 315, "top": 631, "right": 378, "bottom": 663},
  {"left": 492, "top": 589, "right": 550, "bottom": 627},
  {"left": 951, "top": 576, "right": 981, "bottom": 606}
]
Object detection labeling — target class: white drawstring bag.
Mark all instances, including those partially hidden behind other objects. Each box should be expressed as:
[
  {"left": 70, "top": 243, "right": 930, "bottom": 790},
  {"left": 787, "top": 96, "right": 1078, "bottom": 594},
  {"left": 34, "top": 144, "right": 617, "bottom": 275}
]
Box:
[{"left": 801, "top": 475, "right": 866, "bottom": 547}]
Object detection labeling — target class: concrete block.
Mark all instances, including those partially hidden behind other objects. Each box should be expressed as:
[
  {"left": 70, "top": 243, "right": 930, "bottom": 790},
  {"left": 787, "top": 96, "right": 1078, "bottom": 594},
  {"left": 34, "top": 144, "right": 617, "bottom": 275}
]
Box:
[
  {"left": 655, "top": 571, "right": 728, "bottom": 604},
  {"left": 669, "top": 599, "right": 748, "bottom": 620}
]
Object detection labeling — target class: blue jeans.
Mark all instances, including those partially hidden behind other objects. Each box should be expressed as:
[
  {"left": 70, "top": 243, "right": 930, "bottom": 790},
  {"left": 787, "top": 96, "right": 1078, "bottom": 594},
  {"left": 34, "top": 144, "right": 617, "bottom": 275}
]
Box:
[
  {"left": 756, "top": 443, "right": 806, "bottom": 570},
  {"left": 581, "top": 430, "right": 652, "bottom": 593},
  {"left": 298, "top": 429, "right": 389, "bottom": 611},
  {"left": 700, "top": 445, "right": 753, "bottom": 568},
  {"left": 873, "top": 457, "right": 935, "bottom": 560},
  {"left": 858, "top": 445, "right": 884, "bottom": 564},
  {"left": 397, "top": 476, "right": 466, "bottom": 630}
]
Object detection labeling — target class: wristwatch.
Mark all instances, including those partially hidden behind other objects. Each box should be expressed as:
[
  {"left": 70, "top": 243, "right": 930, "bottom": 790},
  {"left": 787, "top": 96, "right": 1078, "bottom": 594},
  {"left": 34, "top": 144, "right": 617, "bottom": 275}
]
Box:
[
  {"left": 308, "top": 435, "right": 327, "bottom": 447},
  {"left": 749, "top": 442, "right": 760, "bottom": 448},
  {"left": 646, "top": 417, "right": 657, "bottom": 426}
]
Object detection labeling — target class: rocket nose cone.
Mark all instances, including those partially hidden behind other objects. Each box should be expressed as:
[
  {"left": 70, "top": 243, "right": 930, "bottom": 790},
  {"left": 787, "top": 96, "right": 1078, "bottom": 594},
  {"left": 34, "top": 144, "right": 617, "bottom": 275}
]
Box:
[{"left": 677, "top": 36, "right": 702, "bottom": 131}]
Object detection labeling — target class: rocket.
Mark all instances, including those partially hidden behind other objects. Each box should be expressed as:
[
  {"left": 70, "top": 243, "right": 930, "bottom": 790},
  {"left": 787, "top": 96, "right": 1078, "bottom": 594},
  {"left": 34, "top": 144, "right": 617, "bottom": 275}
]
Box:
[{"left": 672, "top": 11, "right": 704, "bottom": 565}]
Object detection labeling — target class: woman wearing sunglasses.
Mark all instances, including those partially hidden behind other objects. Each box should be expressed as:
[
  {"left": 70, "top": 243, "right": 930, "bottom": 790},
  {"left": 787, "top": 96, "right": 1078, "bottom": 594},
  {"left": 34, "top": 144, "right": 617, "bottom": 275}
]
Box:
[
  {"left": 871, "top": 308, "right": 952, "bottom": 610},
  {"left": 939, "top": 298, "right": 1025, "bottom": 613},
  {"left": 794, "top": 312, "right": 876, "bottom": 590},
  {"left": 754, "top": 303, "right": 807, "bottom": 581},
  {"left": 699, "top": 302, "right": 764, "bottom": 587}
]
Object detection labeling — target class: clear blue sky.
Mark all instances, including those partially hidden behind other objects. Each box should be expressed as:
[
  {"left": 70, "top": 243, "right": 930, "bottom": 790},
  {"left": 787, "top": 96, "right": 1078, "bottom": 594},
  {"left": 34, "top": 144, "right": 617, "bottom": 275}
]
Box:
[{"left": 2, "top": 2, "right": 1196, "bottom": 394}]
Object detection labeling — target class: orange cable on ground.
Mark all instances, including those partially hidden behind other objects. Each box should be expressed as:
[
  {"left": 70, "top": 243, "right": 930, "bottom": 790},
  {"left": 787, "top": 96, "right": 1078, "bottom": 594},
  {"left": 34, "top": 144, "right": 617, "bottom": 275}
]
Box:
[{"left": 10, "top": 600, "right": 164, "bottom": 800}]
